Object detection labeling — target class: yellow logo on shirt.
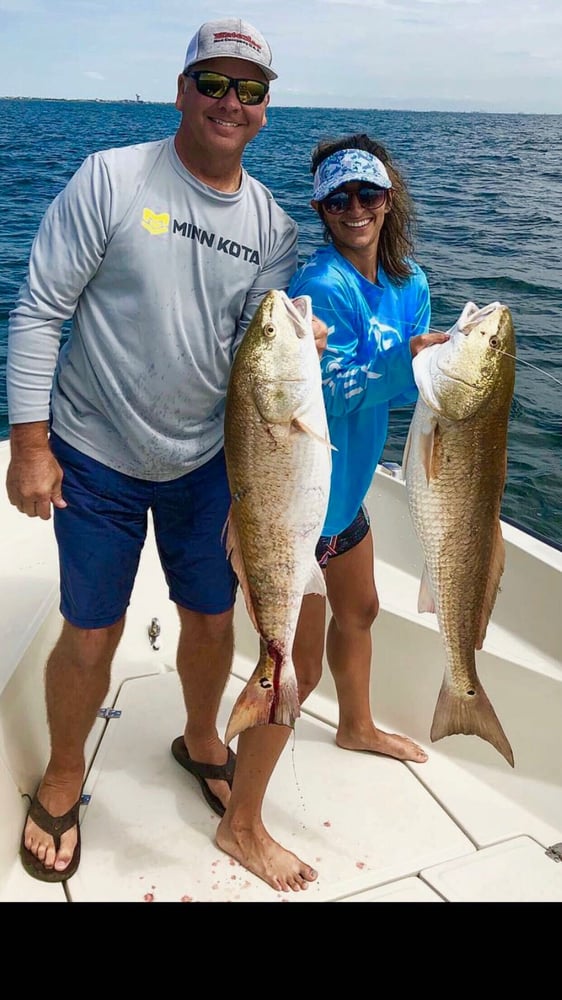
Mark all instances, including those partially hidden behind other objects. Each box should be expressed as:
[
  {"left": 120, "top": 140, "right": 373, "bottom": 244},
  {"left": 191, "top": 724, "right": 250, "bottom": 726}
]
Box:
[{"left": 141, "top": 208, "right": 170, "bottom": 235}]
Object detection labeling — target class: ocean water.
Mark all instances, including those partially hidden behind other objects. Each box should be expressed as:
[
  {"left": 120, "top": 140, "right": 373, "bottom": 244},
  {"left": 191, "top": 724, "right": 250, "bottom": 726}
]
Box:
[{"left": 1, "top": 98, "right": 561, "bottom": 546}]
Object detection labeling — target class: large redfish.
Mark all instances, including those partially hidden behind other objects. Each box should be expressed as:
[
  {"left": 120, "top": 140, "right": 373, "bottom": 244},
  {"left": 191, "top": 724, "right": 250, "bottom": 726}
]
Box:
[
  {"left": 403, "top": 301, "right": 516, "bottom": 767},
  {"left": 223, "top": 289, "right": 331, "bottom": 745}
]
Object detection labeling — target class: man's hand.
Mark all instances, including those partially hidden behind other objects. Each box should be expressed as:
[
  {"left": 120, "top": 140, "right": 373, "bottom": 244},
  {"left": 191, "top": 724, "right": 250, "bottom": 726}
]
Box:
[{"left": 6, "top": 422, "right": 67, "bottom": 520}]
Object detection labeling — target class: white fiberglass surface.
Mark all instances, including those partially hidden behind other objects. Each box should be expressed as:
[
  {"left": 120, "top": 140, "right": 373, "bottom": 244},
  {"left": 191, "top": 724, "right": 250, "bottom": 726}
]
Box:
[{"left": 66, "top": 671, "right": 473, "bottom": 903}]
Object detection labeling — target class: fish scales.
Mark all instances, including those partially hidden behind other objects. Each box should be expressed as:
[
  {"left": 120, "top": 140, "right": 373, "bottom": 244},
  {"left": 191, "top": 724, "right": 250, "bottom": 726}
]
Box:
[
  {"left": 223, "top": 289, "right": 331, "bottom": 745},
  {"left": 403, "top": 301, "right": 516, "bottom": 766}
]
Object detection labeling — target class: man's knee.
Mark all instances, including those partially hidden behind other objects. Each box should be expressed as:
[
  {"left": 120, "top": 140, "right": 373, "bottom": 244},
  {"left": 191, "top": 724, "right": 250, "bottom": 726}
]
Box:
[
  {"left": 57, "top": 616, "right": 125, "bottom": 668},
  {"left": 176, "top": 603, "right": 234, "bottom": 642}
]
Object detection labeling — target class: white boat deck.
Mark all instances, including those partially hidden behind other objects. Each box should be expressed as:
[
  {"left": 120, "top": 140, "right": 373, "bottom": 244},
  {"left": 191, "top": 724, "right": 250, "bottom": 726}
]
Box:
[
  {"left": 1, "top": 446, "right": 562, "bottom": 903},
  {"left": 4, "top": 653, "right": 562, "bottom": 903}
]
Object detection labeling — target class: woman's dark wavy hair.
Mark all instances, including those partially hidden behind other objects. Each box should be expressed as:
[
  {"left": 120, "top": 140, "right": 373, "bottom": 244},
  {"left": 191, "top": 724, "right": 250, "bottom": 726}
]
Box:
[{"left": 311, "top": 133, "right": 417, "bottom": 282}]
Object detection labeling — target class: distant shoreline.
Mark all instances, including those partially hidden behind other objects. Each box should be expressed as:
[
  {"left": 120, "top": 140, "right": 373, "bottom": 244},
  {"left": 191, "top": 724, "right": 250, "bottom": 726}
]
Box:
[{"left": 1, "top": 95, "right": 560, "bottom": 116}]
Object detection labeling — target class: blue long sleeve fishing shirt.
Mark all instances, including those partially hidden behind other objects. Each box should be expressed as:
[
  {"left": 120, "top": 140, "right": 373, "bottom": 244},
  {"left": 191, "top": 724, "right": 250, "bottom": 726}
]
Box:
[{"left": 288, "top": 244, "right": 431, "bottom": 535}]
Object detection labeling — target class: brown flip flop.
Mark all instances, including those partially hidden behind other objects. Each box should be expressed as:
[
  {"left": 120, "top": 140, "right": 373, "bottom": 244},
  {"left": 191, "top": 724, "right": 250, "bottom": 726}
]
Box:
[
  {"left": 20, "top": 792, "right": 82, "bottom": 883},
  {"left": 171, "top": 737, "right": 236, "bottom": 817}
]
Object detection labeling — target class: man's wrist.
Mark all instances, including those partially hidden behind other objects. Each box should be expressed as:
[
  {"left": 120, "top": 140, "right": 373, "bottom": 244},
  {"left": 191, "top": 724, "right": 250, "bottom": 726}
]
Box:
[{"left": 9, "top": 421, "right": 51, "bottom": 453}]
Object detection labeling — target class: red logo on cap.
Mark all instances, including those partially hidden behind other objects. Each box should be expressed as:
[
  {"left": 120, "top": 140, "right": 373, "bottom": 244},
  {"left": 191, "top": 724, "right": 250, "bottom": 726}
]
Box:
[{"left": 213, "top": 30, "right": 263, "bottom": 55}]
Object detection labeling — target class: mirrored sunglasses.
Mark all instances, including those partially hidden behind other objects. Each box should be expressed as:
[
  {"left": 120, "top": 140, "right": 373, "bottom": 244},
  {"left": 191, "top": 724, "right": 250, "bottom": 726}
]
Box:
[
  {"left": 322, "top": 186, "right": 388, "bottom": 215},
  {"left": 185, "top": 71, "right": 269, "bottom": 106}
]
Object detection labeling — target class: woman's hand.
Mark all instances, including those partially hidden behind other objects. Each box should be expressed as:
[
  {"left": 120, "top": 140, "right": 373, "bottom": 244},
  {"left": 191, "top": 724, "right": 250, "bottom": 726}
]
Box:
[
  {"left": 312, "top": 315, "right": 329, "bottom": 356},
  {"left": 409, "top": 329, "right": 449, "bottom": 358}
]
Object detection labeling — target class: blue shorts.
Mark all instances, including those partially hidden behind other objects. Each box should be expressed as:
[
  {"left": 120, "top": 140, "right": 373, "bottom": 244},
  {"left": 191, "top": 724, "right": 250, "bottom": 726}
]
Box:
[
  {"left": 50, "top": 432, "right": 238, "bottom": 628},
  {"left": 315, "top": 505, "right": 371, "bottom": 569}
]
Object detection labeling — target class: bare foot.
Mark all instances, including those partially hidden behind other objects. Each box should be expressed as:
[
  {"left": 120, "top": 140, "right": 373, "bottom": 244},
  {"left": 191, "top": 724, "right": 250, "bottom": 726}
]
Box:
[
  {"left": 216, "top": 818, "right": 318, "bottom": 892},
  {"left": 23, "top": 775, "right": 82, "bottom": 874},
  {"left": 336, "top": 726, "right": 428, "bottom": 763}
]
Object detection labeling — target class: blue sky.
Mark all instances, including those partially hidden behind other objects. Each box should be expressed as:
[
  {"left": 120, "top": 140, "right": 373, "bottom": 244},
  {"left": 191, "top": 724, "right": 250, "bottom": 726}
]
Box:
[{"left": 1, "top": 0, "right": 561, "bottom": 113}]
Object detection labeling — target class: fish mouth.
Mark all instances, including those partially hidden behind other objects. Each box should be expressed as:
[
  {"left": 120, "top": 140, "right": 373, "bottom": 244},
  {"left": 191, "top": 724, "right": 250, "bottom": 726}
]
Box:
[
  {"left": 457, "top": 300, "right": 502, "bottom": 332},
  {"left": 286, "top": 293, "right": 313, "bottom": 330}
]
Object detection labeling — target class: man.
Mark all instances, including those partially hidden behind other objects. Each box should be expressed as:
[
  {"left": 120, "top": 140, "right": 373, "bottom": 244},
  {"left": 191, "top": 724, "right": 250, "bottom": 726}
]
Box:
[{"left": 6, "top": 17, "right": 325, "bottom": 893}]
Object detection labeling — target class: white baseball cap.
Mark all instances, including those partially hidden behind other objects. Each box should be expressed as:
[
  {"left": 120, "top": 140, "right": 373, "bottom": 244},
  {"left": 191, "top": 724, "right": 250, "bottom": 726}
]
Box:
[{"left": 183, "top": 18, "right": 277, "bottom": 81}]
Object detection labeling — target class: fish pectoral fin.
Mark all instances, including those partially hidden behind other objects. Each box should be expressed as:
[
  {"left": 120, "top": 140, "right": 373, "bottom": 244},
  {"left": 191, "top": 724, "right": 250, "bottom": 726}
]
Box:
[
  {"left": 417, "top": 563, "right": 435, "bottom": 613},
  {"left": 225, "top": 509, "right": 260, "bottom": 632},
  {"left": 476, "top": 520, "right": 506, "bottom": 648},
  {"left": 419, "top": 426, "right": 437, "bottom": 485},
  {"left": 303, "top": 558, "right": 327, "bottom": 597},
  {"left": 292, "top": 417, "right": 335, "bottom": 450},
  {"left": 402, "top": 411, "right": 437, "bottom": 485},
  {"left": 402, "top": 424, "right": 413, "bottom": 479}
]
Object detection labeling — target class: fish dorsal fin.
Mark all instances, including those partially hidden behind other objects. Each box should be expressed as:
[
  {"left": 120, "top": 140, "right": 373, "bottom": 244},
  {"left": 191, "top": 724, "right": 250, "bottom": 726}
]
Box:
[
  {"left": 224, "top": 508, "right": 260, "bottom": 633},
  {"left": 476, "top": 520, "right": 506, "bottom": 648},
  {"left": 303, "top": 557, "right": 327, "bottom": 598},
  {"left": 292, "top": 417, "right": 336, "bottom": 451}
]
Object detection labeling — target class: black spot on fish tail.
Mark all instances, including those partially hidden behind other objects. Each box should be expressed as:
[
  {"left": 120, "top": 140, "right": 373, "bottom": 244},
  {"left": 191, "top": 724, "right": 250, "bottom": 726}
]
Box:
[
  {"left": 224, "top": 639, "right": 299, "bottom": 743},
  {"left": 224, "top": 675, "right": 275, "bottom": 744},
  {"left": 430, "top": 676, "right": 514, "bottom": 767}
]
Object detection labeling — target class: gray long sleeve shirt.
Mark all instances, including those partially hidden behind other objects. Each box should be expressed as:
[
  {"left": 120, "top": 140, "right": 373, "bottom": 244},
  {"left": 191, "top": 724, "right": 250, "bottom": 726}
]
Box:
[{"left": 7, "top": 136, "right": 298, "bottom": 480}]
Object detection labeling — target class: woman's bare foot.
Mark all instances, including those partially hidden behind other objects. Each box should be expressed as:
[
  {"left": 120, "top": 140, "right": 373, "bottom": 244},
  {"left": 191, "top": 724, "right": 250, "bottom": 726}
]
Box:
[
  {"left": 216, "top": 817, "right": 318, "bottom": 892},
  {"left": 23, "top": 774, "right": 82, "bottom": 874},
  {"left": 336, "top": 725, "right": 428, "bottom": 763}
]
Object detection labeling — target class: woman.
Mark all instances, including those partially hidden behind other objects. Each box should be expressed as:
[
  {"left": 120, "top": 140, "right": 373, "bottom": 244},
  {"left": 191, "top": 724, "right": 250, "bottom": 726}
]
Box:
[{"left": 288, "top": 133, "right": 448, "bottom": 762}]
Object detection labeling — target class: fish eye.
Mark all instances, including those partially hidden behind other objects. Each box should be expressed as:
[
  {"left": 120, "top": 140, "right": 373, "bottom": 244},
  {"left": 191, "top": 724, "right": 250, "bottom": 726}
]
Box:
[
  {"left": 263, "top": 323, "right": 276, "bottom": 339},
  {"left": 489, "top": 336, "right": 499, "bottom": 348}
]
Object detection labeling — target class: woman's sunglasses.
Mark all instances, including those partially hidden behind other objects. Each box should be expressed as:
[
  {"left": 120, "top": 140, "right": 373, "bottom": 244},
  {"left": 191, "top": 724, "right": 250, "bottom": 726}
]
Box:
[
  {"left": 185, "top": 70, "right": 269, "bottom": 106},
  {"left": 321, "top": 186, "right": 388, "bottom": 215}
]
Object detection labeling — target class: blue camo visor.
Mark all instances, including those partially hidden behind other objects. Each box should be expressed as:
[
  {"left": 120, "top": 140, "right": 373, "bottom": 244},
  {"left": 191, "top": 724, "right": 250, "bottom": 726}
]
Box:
[{"left": 313, "top": 149, "right": 392, "bottom": 202}]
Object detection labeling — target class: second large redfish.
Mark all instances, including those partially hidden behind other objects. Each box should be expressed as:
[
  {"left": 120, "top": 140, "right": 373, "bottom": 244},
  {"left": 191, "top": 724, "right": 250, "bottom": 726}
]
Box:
[{"left": 403, "top": 301, "right": 516, "bottom": 767}]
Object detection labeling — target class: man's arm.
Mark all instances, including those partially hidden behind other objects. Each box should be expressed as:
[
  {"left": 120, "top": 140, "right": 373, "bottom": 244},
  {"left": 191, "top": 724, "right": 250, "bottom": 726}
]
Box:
[{"left": 6, "top": 422, "right": 67, "bottom": 520}]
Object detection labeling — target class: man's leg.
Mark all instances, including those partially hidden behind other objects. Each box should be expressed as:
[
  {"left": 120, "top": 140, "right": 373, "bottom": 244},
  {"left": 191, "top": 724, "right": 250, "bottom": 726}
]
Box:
[
  {"left": 175, "top": 604, "right": 234, "bottom": 811},
  {"left": 158, "top": 450, "right": 239, "bottom": 810},
  {"left": 22, "top": 618, "right": 125, "bottom": 874},
  {"left": 23, "top": 433, "right": 151, "bottom": 876}
]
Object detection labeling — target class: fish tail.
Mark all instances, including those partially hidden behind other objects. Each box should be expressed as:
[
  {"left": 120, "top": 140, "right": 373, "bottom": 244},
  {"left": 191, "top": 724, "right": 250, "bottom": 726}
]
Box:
[
  {"left": 224, "top": 658, "right": 300, "bottom": 745},
  {"left": 430, "top": 677, "right": 514, "bottom": 767}
]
